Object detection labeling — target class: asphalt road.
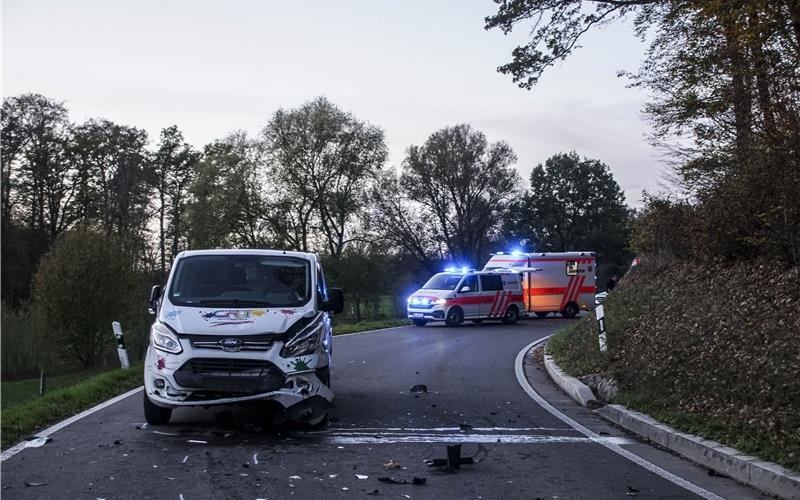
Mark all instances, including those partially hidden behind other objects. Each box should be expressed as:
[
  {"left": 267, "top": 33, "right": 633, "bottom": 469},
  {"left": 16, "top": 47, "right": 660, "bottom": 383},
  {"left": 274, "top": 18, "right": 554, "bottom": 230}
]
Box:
[{"left": 1, "top": 319, "right": 769, "bottom": 499}]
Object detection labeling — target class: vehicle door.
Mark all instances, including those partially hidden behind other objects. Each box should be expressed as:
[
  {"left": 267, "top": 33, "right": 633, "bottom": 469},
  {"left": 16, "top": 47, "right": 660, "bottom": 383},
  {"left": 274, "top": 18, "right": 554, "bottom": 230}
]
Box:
[
  {"left": 454, "top": 274, "right": 481, "bottom": 318},
  {"left": 478, "top": 274, "right": 505, "bottom": 318}
]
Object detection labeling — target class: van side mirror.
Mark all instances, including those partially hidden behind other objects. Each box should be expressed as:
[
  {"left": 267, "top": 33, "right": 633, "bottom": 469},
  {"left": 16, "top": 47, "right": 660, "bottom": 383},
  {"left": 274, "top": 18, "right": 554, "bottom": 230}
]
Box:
[
  {"left": 322, "top": 287, "right": 344, "bottom": 314},
  {"left": 148, "top": 285, "right": 162, "bottom": 315},
  {"left": 459, "top": 285, "right": 471, "bottom": 293}
]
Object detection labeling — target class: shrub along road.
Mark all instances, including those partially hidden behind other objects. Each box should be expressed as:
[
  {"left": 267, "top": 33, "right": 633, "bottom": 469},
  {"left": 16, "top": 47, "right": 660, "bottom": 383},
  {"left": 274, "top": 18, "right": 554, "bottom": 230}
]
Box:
[{"left": 0, "top": 320, "right": 768, "bottom": 499}]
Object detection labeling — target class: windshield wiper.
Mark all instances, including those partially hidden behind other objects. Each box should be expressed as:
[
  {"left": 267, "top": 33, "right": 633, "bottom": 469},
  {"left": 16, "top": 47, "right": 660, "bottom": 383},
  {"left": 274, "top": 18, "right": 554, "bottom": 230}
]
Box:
[{"left": 198, "top": 299, "right": 271, "bottom": 308}]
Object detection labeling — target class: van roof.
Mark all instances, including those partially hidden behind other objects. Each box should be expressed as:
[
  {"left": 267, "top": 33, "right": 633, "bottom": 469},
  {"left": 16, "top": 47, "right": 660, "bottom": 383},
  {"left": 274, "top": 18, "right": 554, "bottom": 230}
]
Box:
[{"left": 175, "top": 249, "right": 316, "bottom": 260}]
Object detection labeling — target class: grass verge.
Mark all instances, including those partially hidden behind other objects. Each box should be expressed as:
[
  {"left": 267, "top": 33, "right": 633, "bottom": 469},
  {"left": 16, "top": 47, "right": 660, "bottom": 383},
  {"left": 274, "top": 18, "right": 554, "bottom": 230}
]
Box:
[
  {"left": 547, "top": 302, "right": 800, "bottom": 473},
  {"left": 334, "top": 318, "right": 409, "bottom": 335},
  {"left": 1, "top": 364, "right": 143, "bottom": 450},
  {"left": 2, "top": 369, "right": 110, "bottom": 410}
]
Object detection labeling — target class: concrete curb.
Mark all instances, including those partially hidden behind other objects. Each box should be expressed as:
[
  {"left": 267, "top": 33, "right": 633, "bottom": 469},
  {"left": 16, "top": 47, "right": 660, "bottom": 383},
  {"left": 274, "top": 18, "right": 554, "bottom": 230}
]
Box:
[
  {"left": 542, "top": 353, "right": 598, "bottom": 407},
  {"left": 596, "top": 405, "right": 800, "bottom": 500},
  {"left": 541, "top": 346, "right": 800, "bottom": 500}
]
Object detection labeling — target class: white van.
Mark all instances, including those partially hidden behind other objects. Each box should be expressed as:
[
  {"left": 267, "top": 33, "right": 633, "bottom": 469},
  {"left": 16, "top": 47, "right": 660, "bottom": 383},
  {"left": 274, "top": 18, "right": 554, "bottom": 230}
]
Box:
[
  {"left": 143, "top": 249, "right": 343, "bottom": 426},
  {"left": 407, "top": 269, "right": 525, "bottom": 326}
]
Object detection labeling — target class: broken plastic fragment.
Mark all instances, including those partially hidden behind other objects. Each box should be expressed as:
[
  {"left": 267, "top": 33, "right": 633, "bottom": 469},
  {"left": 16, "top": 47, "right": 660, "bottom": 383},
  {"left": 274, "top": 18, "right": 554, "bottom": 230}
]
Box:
[
  {"left": 366, "top": 489, "right": 379, "bottom": 496},
  {"left": 409, "top": 384, "right": 427, "bottom": 393},
  {"left": 23, "top": 436, "right": 51, "bottom": 448},
  {"left": 24, "top": 482, "right": 47, "bottom": 487},
  {"left": 356, "top": 474, "right": 369, "bottom": 479},
  {"left": 383, "top": 460, "right": 401, "bottom": 470},
  {"left": 187, "top": 440, "right": 207, "bottom": 444}
]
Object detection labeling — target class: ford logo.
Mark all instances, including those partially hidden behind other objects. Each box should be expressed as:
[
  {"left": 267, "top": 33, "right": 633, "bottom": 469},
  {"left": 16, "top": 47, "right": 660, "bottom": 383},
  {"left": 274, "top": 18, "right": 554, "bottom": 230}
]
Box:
[{"left": 219, "top": 337, "right": 243, "bottom": 352}]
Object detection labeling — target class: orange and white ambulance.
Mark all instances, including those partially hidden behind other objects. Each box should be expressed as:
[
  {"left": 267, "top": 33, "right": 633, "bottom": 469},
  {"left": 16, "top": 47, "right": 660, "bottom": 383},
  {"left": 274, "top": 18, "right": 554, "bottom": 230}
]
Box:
[
  {"left": 407, "top": 269, "right": 525, "bottom": 327},
  {"left": 483, "top": 251, "right": 597, "bottom": 318}
]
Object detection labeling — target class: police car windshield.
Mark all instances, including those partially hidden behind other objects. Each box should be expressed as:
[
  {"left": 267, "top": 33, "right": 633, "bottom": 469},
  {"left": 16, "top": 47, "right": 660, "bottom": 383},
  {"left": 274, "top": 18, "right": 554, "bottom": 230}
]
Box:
[{"left": 421, "top": 273, "right": 464, "bottom": 290}]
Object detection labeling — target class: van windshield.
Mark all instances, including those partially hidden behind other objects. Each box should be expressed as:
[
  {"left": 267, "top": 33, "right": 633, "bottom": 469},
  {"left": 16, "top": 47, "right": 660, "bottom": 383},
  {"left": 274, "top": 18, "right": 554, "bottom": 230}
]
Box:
[
  {"left": 168, "top": 254, "right": 311, "bottom": 308},
  {"left": 421, "top": 273, "right": 464, "bottom": 290}
]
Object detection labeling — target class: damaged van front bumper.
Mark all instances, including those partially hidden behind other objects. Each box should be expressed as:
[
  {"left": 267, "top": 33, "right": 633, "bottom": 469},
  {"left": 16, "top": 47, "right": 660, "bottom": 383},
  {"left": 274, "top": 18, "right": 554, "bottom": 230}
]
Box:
[{"left": 143, "top": 339, "right": 333, "bottom": 421}]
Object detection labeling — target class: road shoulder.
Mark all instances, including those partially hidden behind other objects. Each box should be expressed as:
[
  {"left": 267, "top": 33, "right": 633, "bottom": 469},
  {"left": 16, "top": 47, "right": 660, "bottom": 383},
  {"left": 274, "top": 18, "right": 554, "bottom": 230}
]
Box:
[{"left": 521, "top": 341, "right": 774, "bottom": 500}]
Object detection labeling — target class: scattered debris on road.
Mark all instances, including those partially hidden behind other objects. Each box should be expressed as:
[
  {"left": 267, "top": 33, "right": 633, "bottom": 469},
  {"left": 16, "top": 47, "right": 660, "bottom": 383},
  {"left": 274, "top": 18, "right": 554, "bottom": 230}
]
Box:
[
  {"left": 383, "top": 459, "right": 402, "bottom": 470},
  {"left": 377, "top": 476, "right": 426, "bottom": 485},
  {"left": 626, "top": 486, "right": 640, "bottom": 496},
  {"left": 356, "top": 474, "right": 369, "bottom": 479},
  {"left": 24, "top": 482, "right": 47, "bottom": 487},
  {"left": 409, "top": 384, "right": 428, "bottom": 393},
  {"left": 22, "top": 436, "right": 51, "bottom": 448}
]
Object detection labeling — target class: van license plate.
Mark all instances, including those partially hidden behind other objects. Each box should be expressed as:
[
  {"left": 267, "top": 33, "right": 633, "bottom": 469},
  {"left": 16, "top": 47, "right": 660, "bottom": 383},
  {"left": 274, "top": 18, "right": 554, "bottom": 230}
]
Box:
[{"left": 412, "top": 313, "right": 423, "bottom": 318}]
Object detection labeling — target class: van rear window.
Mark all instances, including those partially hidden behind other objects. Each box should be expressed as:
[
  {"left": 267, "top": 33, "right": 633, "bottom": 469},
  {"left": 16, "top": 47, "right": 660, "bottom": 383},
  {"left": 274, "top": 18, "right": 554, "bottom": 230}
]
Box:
[{"left": 479, "top": 275, "right": 503, "bottom": 291}]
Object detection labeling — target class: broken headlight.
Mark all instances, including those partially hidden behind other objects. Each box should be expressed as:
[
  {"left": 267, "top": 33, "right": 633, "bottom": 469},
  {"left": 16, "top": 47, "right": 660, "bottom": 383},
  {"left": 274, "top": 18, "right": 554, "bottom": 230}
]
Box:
[
  {"left": 281, "top": 314, "right": 324, "bottom": 358},
  {"left": 151, "top": 322, "right": 182, "bottom": 354}
]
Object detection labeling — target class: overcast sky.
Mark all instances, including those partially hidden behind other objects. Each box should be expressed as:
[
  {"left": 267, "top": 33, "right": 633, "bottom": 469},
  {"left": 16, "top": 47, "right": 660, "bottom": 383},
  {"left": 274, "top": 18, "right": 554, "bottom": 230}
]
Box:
[{"left": 3, "top": 0, "right": 669, "bottom": 206}]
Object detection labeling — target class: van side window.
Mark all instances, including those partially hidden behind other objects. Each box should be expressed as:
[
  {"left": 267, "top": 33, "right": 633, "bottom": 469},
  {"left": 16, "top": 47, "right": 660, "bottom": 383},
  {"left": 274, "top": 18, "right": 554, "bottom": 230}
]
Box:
[
  {"left": 566, "top": 261, "right": 579, "bottom": 276},
  {"left": 459, "top": 275, "right": 478, "bottom": 293},
  {"left": 479, "top": 274, "right": 503, "bottom": 291}
]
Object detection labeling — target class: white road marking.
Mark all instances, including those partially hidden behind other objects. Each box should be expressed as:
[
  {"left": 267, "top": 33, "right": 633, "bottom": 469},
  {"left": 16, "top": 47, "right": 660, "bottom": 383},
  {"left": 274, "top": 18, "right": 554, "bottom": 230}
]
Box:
[
  {"left": 515, "top": 337, "right": 725, "bottom": 500},
  {"left": 304, "top": 426, "right": 572, "bottom": 433},
  {"left": 1, "top": 386, "right": 143, "bottom": 462},
  {"left": 326, "top": 434, "right": 635, "bottom": 445}
]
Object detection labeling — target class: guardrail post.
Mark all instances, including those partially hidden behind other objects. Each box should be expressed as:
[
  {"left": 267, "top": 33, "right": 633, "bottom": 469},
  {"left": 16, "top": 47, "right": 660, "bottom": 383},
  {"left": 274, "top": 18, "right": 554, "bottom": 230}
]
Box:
[
  {"left": 595, "top": 304, "right": 607, "bottom": 352},
  {"left": 39, "top": 370, "right": 46, "bottom": 396},
  {"left": 112, "top": 321, "right": 130, "bottom": 369}
]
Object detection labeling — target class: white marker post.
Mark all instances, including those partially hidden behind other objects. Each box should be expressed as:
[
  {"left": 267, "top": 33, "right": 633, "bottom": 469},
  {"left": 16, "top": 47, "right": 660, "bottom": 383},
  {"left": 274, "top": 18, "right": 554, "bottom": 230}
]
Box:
[
  {"left": 112, "top": 321, "right": 130, "bottom": 369},
  {"left": 595, "top": 305, "right": 607, "bottom": 352}
]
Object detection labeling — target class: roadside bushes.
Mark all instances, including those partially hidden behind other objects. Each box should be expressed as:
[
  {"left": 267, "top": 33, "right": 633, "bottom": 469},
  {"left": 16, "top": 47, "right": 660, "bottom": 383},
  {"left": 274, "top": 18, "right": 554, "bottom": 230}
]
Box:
[
  {"left": 32, "top": 227, "right": 147, "bottom": 368},
  {"left": 549, "top": 258, "right": 800, "bottom": 470}
]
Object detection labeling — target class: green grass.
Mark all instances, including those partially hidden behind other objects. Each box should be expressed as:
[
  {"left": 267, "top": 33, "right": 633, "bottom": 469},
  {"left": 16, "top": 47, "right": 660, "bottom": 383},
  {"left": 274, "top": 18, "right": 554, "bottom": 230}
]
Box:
[
  {"left": 333, "top": 318, "right": 409, "bottom": 335},
  {"left": 2, "top": 369, "right": 110, "bottom": 410},
  {"left": 1, "top": 364, "right": 143, "bottom": 450}
]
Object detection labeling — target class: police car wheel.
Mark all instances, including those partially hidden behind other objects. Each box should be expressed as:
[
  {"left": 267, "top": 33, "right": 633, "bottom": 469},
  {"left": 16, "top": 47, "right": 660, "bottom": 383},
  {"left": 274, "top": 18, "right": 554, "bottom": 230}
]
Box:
[
  {"left": 502, "top": 306, "right": 519, "bottom": 325},
  {"left": 445, "top": 307, "right": 463, "bottom": 327},
  {"left": 412, "top": 319, "right": 428, "bottom": 327}
]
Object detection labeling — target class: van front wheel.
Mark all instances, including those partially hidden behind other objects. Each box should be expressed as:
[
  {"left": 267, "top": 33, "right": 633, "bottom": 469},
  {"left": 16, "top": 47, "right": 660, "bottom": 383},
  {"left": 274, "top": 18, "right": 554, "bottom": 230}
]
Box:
[
  {"left": 143, "top": 392, "right": 172, "bottom": 425},
  {"left": 445, "top": 307, "right": 463, "bottom": 327},
  {"left": 412, "top": 319, "right": 428, "bottom": 327}
]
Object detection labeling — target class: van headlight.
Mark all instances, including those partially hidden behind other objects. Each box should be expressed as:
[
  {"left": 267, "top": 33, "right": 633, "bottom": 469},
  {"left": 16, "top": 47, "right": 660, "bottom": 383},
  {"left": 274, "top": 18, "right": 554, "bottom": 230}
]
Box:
[
  {"left": 281, "top": 315, "right": 324, "bottom": 358},
  {"left": 151, "top": 323, "right": 182, "bottom": 354},
  {"left": 432, "top": 298, "right": 447, "bottom": 305}
]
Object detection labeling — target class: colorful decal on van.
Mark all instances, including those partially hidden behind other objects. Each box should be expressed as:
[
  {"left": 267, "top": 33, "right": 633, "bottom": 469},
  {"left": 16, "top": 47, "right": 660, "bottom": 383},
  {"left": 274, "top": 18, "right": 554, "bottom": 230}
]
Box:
[
  {"left": 164, "top": 309, "right": 182, "bottom": 320},
  {"left": 279, "top": 309, "right": 296, "bottom": 316},
  {"left": 289, "top": 357, "right": 312, "bottom": 372},
  {"left": 198, "top": 310, "right": 255, "bottom": 327}
]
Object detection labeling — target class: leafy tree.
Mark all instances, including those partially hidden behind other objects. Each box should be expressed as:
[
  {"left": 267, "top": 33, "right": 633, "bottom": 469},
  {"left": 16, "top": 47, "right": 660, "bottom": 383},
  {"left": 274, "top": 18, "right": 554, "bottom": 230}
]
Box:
[
  {"left": 504, "top": 151, "right": 631, "bottom": 277},
  {"left": 398, "top": 124, "right": 520, "bottom": 267},
  {"left": 152, "top": 126, "right": 201, "bottom": 277},
  {"left": 187, "top": 132, "right": 271, "bottom": 248},
  {"left": 32, "top": 227, "right": 141, "bottom": 368},
  {"left": 486, "top": 0, "right": 800, "bottom": 265},
  {"left": 262, "top": 96, "right": 388, "bottom": 256},
  {"left": 69, "top": 119, "right": 152, "bottom": 244},
  {"left": 0, "top": 93, "right": 74, "bottom": 240}
]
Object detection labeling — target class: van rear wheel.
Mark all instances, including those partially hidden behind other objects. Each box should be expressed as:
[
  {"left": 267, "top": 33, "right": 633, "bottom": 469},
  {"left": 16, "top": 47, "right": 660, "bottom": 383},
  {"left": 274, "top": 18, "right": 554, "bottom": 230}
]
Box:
[
  {"left": 502, "top": 306, "right": 520, "bottom": 325},
  {"left": 561, "top": 303, "right": 579, "bottom": 319},
  {"left": 445, "top": 307, "right": 463, "bottom": 327},
  {"left": 143, "top": 392, "right": 172, "bottom": 425}
]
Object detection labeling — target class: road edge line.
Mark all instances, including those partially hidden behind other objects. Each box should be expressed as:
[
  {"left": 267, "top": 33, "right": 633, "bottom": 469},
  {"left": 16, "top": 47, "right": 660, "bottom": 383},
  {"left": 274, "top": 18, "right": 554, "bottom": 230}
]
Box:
[
  {"left": 334, "top": 325, "right": 408, "bottom": 338},
  {"left": 1, "top": 386, "right": 143, "bottom": 462},
  {"left": 515, "top": 338, "right": 724, "bottom": 500}
]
